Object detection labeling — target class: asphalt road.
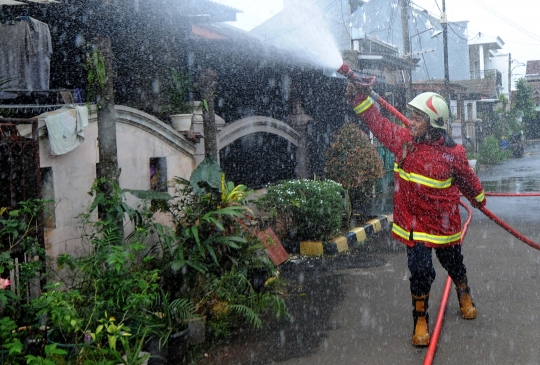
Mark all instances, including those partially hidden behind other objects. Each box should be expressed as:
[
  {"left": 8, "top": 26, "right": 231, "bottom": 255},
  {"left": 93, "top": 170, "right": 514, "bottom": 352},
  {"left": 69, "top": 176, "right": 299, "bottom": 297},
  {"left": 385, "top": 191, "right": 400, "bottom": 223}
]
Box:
[{"left": 200, "top": 142, "right": 540, "bottom": 365}]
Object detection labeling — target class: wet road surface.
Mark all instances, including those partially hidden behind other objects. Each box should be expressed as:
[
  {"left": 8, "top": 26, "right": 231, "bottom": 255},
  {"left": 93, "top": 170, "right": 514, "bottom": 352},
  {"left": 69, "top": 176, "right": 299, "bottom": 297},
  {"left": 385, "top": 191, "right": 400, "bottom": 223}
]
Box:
[{"left": 199, "top": 142, "right": 540, "bottom": 365}]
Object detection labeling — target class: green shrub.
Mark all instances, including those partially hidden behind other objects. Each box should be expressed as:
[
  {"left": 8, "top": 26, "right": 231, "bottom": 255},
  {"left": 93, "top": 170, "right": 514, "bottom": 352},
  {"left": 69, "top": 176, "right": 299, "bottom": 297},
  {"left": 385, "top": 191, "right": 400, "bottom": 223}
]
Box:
[
  {"left": 478, "top": 135, "right": 509, "bottom": 165},
  {"left": 324, "top": 123, "right": 384, "bottom": 222},
  {"left": 256, "top": 179, "right": 345, "bottom": 241},
  {"left": 161, "top": 158, "right": 287, "bottom": 339},
  {"left": 324, "top": 123, "right": 384, "bottom": 191}
]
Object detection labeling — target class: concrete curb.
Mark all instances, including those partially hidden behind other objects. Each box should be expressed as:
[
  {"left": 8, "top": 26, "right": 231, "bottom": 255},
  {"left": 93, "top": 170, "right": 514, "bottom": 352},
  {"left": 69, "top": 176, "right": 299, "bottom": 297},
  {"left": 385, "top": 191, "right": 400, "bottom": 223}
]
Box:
[{"left": 300, "top": 215, "right": 393, "bottom": 257}]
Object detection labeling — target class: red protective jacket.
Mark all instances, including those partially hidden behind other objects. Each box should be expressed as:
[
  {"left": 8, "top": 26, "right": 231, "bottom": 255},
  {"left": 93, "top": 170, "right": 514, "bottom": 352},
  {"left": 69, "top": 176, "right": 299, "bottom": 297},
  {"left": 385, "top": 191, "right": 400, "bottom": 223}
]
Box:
[{"left": 354, "top": 97, "right": 486, "bottom": 248}]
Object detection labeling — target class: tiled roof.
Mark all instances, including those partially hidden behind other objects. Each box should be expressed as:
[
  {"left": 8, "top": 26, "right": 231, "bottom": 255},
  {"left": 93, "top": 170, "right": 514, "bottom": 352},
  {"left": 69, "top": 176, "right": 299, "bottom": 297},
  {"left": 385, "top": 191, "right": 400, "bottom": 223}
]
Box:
[
  {"left": 456, "top": 77, "right": 498, "bottom": 98},
  {"left": 526, "top": 60, "right": 540, "bottom": 75},
  {"left": 412, "top": 80, "right": 467, "bottom": 98}
]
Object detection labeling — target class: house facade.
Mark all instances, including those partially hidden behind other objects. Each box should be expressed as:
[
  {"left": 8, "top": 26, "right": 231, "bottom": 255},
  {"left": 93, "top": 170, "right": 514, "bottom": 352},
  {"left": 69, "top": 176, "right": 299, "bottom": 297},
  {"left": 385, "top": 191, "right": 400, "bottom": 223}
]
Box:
[{"left": 525, "top": 60, "right": 540, "bottom": 111}]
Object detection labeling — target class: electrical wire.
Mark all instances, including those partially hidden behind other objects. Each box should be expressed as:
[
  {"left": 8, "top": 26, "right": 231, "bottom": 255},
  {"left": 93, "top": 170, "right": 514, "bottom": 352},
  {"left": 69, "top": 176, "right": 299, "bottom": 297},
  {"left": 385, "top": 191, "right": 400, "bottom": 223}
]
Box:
[
  {"left": 433, "top": 0, "right": 442, "bottom": 13},
  {"left": 473, "top": 0, "right": 540, "bottom": 43},
  {"left": 386, "top": 0, "right": 398, "bottom": 45},
  {"left": 340, "top": 0, "right": 352, "bottom": 41},
  {"left": 410, "top": 12, "right": 429, "bottom": 78},
  {"left": 447, "top": 22, "right": 469, "bottom": 41},
  {"left": 410, "top": 5, "right": 441, "bottom": 79},
  {"left": 410, "top": 0, "right": 483, "bottom": 42},
  {"left": 420, "top": 53, "right": 431, "bottom": 80}
]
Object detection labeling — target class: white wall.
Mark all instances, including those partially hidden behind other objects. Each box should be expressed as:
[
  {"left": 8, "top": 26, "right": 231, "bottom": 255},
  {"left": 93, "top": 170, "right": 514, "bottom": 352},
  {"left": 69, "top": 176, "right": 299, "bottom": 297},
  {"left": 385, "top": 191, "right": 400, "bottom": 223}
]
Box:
[
  {"left": 489, "top": 53, "right": 510, "bottom": 98},
  {"left": 38, "top": 106, "right": 196, "bottom": 259}
]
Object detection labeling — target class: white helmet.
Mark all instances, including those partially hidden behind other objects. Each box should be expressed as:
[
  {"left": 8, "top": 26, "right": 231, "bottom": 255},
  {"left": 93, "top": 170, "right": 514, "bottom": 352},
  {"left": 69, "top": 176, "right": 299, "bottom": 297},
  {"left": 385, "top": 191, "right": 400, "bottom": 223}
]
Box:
[{"left": 407, "top": 92, "right": 449, "bottom": 129}]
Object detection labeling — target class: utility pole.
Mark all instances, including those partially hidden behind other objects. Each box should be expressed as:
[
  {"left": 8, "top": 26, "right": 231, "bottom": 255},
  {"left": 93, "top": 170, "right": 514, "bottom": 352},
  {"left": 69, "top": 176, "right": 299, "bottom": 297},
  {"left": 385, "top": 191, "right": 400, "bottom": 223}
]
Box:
[
  {"left": 400, "top": 0, "right": 412, "bottom": 105},
  {"left": 508, "top": 53, "right": 512, "bottom": 97},
  {"left": 441, "top": 0, "right": 451, "bottom": 116}
]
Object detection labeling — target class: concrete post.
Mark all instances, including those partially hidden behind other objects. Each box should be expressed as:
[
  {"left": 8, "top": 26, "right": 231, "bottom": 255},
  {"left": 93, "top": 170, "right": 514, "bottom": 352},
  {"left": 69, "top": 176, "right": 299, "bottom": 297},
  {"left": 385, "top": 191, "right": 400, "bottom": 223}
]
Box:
[{"left": 288, "top": 99, "right": 313, "bottom": 179}]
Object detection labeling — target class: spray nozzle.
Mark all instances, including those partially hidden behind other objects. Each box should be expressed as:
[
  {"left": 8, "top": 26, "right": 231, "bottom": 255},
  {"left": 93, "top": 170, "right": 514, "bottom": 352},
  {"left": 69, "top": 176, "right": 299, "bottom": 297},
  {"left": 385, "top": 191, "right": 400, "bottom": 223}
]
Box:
[
  {"left": 337, "top": 62, "right": 351, "bottom": 76},
  {"left": 336, "top": 62, "right": 377, "bottom": 87}
]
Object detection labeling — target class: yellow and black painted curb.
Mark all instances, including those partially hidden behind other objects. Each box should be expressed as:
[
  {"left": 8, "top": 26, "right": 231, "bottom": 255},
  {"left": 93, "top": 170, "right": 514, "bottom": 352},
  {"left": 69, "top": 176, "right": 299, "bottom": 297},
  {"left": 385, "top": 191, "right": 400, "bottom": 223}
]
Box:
[{"left": 300, "top": 215, "right": 391, "bottom": 257}]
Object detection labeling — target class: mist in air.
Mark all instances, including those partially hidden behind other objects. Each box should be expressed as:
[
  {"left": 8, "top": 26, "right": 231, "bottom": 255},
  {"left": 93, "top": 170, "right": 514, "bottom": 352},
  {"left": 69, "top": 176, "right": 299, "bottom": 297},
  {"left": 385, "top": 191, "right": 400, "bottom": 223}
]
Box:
[{"left": 254, "top": 1, "right": 344, "bottom": 70}]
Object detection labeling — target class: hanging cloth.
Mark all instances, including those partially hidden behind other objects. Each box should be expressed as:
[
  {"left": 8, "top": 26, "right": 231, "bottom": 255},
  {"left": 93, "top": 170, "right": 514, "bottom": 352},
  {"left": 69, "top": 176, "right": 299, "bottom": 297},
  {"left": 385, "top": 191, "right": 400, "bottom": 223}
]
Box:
[
  {"left": 0, "top": 20, "right": 30, "bottom": 88},
  {"left": 40, "top": 105, "right": 89, "bottom": 155},
  {"left": 26, "top": 17, "right": 52, "bottom": 90},
  {"left": 0, "top": 16, "right": 52, "bottom": 90}
]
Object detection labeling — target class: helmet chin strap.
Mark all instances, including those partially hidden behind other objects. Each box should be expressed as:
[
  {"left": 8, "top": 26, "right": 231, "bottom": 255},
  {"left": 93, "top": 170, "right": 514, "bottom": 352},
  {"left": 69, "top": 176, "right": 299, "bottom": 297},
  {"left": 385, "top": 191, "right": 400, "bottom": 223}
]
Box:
[
  {"left": 414, "top": 127, "right": 457, "bottom": 148},
  {"left": 434, "top": 117, "right": 445, "bottom": 127},
  {"left": 415, "top": 126, "right": 444, "bottom": 144}
]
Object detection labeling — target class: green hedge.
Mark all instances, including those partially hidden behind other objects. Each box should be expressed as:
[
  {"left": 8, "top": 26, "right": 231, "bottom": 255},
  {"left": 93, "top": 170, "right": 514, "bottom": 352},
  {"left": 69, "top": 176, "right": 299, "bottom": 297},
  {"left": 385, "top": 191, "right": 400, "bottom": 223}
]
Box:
[
  {"left": 256, "top": 179, "right": 345, "bottom": 241},
  {"left": 478, "top": 135, "right": 510, "bottom": 165}
]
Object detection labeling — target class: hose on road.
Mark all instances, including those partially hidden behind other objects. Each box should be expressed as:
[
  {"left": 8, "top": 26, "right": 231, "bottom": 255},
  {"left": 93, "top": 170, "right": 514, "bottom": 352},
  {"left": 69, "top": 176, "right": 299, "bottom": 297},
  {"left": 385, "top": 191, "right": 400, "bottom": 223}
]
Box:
[
  {"left": 368, "top": 92, "right": 540, "bottom": 363},
  {"left": 424, "top": 200, "right": 473, "bottom": 365}
]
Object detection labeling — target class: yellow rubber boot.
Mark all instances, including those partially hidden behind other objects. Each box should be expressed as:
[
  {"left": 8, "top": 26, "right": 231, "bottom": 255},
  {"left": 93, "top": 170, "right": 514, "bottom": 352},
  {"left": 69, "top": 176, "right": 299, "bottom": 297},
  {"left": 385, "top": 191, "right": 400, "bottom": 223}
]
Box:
[
  {"left": 412, "top": 294, "right": 430, "bottom": 347},
  {"left": 456, "top": 283, "right": 477, "bottom": 319}
]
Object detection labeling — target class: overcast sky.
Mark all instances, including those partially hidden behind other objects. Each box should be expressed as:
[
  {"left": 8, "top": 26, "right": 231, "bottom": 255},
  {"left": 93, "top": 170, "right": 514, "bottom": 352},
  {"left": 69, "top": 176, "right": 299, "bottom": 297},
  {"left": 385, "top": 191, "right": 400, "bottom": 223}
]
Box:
[
  {"left": 412, "top": 0, "right": 540, "bottom": 78},
  {"left": 213, "top": 0, "right": 539, "bottom": 79}
]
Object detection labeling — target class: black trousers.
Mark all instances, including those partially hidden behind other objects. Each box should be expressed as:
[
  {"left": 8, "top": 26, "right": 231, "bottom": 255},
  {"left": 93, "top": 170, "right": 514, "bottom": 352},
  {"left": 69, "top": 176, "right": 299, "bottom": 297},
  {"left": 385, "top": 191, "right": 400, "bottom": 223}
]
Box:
[{"left": 407, "top": 243, "right": 467, "bottom": 297}]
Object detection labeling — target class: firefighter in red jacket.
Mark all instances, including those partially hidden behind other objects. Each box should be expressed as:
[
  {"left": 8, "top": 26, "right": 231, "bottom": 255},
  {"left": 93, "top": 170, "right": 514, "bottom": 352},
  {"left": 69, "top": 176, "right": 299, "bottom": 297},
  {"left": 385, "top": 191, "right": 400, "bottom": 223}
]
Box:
[{"left": 346, "top": 83, "right": 486, "bottom": 347}]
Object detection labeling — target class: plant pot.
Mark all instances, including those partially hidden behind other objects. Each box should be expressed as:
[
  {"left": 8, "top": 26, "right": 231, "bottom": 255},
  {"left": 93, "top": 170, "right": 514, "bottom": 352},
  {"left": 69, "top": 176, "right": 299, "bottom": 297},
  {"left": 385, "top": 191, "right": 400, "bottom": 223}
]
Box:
[
  {"left": 248, "top": 268, "right": 270, "bottom": 293},
  {"left": 145, "top": 336, "right": 166, "bottom": 365},
  {"left": 0, "top": 349, "right": 8, "bottom": 364},
  {"left": 166, "top": 329, "right": 189, "bottom": 365},
  {"left": 118, "top": 351, "right": 150, "bottom": 365},
  {"left": 170, "top": 114, "right": 192, "bottom": 132},
  {"left": 47, "top": 330, "right": 87, "bottom": 360}
]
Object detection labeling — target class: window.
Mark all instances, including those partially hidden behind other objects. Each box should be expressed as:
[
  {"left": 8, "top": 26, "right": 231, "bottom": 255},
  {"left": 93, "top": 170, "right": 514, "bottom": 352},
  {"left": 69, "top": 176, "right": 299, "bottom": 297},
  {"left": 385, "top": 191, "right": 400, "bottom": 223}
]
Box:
[
  {"left": 150, "top": 157, "right": 167, "bottom": 192},
  {"left": 40, "top": 167, "right": 55, "bottom": 229}
]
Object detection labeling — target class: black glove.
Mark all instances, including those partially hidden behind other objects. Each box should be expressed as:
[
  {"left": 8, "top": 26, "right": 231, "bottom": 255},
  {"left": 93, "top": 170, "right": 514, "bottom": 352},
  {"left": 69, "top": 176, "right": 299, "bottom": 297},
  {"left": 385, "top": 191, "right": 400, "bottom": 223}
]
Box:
[{"left": 345, "top": 77, "right": 375, "bottom": 108}]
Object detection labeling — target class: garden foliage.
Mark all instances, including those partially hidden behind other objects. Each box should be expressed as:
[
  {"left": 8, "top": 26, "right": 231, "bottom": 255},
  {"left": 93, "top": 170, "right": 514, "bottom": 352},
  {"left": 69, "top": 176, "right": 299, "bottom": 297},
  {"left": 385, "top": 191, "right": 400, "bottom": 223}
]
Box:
[
  {"left": 256, "top": 179, "right": 345, "bottom": 242},
  {"left": 478, "top": 135, "right": 510, "bottom": 165},
  {"left": 0, "top": 158, "right": 287, "bottom": 363},
  {"left": 324, "top": 123, "right": 384, "bottom": 191}
]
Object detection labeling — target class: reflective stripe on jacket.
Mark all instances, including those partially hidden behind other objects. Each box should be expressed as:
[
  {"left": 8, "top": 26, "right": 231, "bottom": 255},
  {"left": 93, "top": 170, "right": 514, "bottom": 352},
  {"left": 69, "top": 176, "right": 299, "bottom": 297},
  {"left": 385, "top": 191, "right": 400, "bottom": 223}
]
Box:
[{"left": 354, "top": 98, "right": 486, "bottom": 248}]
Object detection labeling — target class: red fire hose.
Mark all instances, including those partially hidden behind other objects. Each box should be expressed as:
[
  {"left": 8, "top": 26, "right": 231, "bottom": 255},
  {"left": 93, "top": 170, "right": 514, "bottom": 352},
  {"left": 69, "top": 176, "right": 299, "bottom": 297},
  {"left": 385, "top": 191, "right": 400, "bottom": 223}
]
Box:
[
  {"left": 479, "top": 205, "right": 540, "bottom": 251},
  {"left": 370, "top": 91, "right": 411, "bottom": 128},
  {"left": 424, "top": 200, "right": 473, "bottom": 365},
  {"left": 425, "top": 195, "right": 540, "bottom": 364},
  {"left": 337, "top": 62, "right": 540, "bottom": 362},
  {"left": 370, "top": 85, "right": 540, "bottom": 250}
]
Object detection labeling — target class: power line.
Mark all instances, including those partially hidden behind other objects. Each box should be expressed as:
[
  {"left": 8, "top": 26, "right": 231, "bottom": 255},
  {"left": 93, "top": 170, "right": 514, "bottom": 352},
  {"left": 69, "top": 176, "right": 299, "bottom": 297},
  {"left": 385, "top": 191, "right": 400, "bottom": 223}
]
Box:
[
  {"left": 473, "top": 0, "right": 540, "bottom": 43},
  {"left": 387, "top": 0, "right": 398, "bottom": 44},
  {"left": 411, "top": 13, "right": 431, "bottom": 79},
  {"left": 433, "top": 0, "right": 442, "bottom": 13},
  {"left": 447, "top": 23, "right": 468, "bottom": 41},
  {"left": 410, "top": 0, "right": 492, "bottom": 42},
  {"left": 340, "top": 0, "right": 352, "bottom": 41}
]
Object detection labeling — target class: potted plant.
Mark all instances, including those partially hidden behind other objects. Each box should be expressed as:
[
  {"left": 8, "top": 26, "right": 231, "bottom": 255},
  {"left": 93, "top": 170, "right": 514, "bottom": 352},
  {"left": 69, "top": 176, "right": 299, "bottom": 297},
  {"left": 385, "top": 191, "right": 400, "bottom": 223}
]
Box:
[
  {"left": 0, "top": 280, "right": 24, "bottom": 364},
  {"left": 165, "top": 69, "right": 193, "bottom": 132},
  {"left": 29, "top": 282, "right": 90, "bottom": 360},
  {"left": 133, "top": 289, "right": 196, "bottom": 365}
]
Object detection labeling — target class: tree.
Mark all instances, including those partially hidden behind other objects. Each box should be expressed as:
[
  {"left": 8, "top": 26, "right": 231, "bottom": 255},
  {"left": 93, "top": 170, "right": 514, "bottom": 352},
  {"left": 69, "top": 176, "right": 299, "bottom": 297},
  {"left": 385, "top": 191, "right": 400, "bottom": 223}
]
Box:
[
  {"left": 495, "top": 94, "right": 521, "bottom": 139},
  {"left": 325, "top": 123, "right": 384, "bottom": 222},
  {"left": 89, "top": 38, "right": 123, "bottom": 238},
  {"left": 512, "top": 78, "right": 538, "bottom": 139},
  {"left": 197, "top": 69, "right": 218, "bottom": 161}
]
